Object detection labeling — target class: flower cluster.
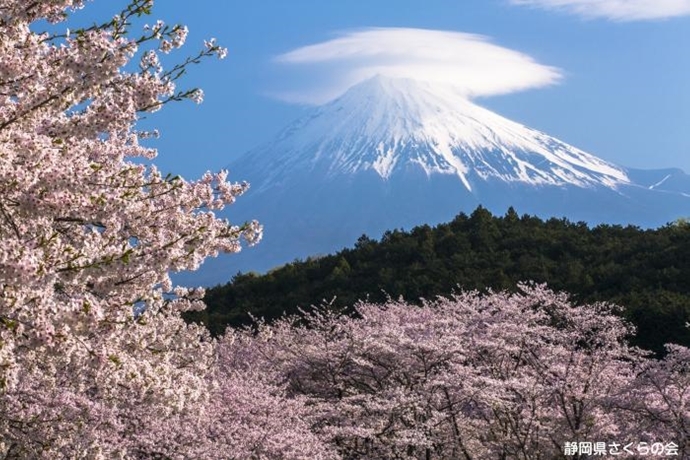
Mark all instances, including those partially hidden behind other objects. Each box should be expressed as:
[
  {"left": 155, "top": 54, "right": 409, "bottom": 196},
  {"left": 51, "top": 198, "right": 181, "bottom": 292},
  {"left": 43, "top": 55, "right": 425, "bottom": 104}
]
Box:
[
  {"left": 222, "top": 284, "right": 689, "bottom": 459},
  {"left": 0, "top": 0, "right": 271, "bottom": 457}
]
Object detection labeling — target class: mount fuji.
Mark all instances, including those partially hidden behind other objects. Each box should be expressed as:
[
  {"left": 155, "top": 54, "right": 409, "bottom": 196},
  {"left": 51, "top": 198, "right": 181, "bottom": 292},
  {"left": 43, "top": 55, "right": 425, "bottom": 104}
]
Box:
[{"left": 190, "top": 76, "right": 690, "bottom": 285}]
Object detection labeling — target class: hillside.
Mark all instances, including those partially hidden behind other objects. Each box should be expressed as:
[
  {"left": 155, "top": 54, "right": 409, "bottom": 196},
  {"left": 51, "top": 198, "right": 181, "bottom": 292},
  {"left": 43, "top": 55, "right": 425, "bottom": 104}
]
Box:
[{"left": 189, "top": 207, "right": 690, "bottom": 355}]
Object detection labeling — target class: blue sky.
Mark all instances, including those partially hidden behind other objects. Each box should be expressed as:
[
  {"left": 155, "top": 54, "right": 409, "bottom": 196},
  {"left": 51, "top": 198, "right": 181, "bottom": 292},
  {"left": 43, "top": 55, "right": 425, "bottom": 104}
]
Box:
[{"left": 82, "top": 1, "right": 689, "bottom": 179}]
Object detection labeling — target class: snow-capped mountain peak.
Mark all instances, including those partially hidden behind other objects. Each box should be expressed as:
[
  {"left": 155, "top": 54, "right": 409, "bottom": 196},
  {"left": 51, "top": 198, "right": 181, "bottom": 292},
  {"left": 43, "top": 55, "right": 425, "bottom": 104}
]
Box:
[
  {"left": 174, "top": 75, "right": 690, "bottom": 284},
  {"left": 235, "top": 75, "right": 629, "bottom": 193}
]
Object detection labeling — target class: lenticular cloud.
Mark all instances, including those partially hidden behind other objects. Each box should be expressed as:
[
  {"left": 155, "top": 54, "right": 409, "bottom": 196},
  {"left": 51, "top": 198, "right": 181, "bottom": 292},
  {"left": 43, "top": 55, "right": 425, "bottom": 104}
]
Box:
[
  {"left": 273, "top": 28, "right": 562, "bottom": 105},
  {"left": 509, "top": 0, "right": 690, "bottom": 21}
]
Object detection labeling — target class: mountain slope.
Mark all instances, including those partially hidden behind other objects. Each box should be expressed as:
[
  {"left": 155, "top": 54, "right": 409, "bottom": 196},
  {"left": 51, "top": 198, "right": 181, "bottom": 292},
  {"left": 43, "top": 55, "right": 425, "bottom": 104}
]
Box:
[
  {"left": 183, "top": 76, "right": 688, "bottom": 286},
  {"left": 235, "top": 76, "right": 629, "bottom": 192}
]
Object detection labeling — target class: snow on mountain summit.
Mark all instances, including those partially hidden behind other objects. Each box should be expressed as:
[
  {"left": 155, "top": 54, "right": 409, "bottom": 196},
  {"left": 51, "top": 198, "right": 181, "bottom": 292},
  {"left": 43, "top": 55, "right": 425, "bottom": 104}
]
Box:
[
  {"left": 174, "top": 75, "right": 690, "bottom": 284},
  {"left": 234, "top": 75, "right": 629, "bottom": 193}
]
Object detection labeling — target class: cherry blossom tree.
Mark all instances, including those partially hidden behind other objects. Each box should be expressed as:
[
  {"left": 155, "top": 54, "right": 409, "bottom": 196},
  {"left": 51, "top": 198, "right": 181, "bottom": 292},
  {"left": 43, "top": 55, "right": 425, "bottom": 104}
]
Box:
[
  {"left": 0, "top": 0, "right": 274, "bottom": 457},
  {"left": 225, "top": 284, "right": 688, "bottom": 459},
  {"left": 626, "top": 344, "right": 690, "bottom": 456},
  {"left": 210, "top": 331, "right": 338, "bottom": 460}
]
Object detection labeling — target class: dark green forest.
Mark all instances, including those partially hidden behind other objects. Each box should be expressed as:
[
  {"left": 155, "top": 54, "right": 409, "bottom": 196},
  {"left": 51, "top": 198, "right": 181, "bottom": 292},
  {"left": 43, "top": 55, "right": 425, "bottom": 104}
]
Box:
[{"left": 188, "top": 207, "right": 690, "bottom": 355}]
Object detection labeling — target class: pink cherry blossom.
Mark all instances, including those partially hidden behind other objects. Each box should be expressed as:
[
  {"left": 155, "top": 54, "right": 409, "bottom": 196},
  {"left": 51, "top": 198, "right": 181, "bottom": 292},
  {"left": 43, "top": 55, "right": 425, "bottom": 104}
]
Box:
[
  {"left": 0, "top": 1, "right": 276, "bottom": 457},
  {"left": 221, "top": 284, "right": 689, "bottom": 459}
]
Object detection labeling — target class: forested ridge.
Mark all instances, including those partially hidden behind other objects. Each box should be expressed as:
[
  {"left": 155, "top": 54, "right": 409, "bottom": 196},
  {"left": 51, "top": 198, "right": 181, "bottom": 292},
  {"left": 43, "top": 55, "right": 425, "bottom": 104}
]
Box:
[{"left": 194, "top": 206, "right": 690, "bottom": 354}]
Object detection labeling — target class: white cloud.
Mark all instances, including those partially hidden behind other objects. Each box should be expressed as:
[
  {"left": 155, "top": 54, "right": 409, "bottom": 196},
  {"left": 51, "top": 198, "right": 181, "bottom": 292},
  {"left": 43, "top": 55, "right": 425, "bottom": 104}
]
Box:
[
  {"left": 272, "top": 28, "right": 562, "bottom": 105},
  {"left": 509, "top": 0, "right": 690, "bottom": 21}
]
